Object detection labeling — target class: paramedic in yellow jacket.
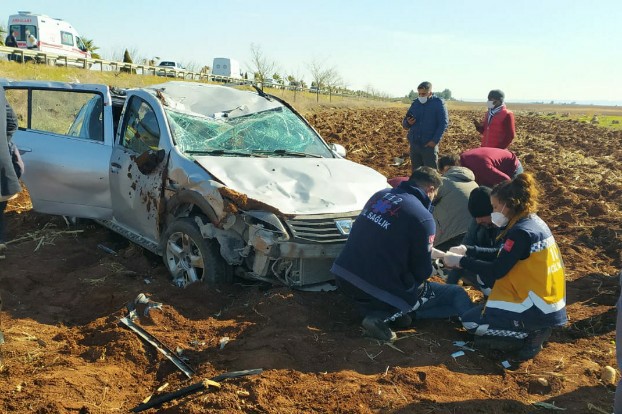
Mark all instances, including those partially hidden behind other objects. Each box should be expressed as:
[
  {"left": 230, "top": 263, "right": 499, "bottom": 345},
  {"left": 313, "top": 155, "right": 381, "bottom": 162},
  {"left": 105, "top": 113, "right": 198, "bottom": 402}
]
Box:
[{"left": 443, "top": 173, "right": 567, "bottom": 360}]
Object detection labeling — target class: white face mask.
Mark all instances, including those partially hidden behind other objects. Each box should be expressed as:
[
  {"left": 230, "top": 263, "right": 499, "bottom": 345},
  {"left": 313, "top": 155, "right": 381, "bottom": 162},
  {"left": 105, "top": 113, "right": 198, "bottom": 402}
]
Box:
[
  {"left": 490, "top": 212, "right": 508, "bottom": 227},
  {"left": 418, "top": 96, "right": 428, "bottom": 104},
  {"left": 486, "top": 100, "right": 495, "bottom": 109},
  {"left": 491, "top": 203, "right": 508, "bottom": 227}
]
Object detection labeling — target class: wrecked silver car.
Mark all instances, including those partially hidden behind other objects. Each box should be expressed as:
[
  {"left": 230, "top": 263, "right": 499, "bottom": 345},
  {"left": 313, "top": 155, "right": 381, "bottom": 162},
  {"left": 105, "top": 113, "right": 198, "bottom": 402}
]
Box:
[{"left": 4, "top": 80, "right": 388, "bottom": 288}]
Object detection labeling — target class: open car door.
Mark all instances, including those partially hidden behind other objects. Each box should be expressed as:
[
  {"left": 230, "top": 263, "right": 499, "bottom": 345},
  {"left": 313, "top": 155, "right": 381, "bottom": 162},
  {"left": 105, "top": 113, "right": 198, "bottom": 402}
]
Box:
[{"left": 2, "top": 80, "right": 114, "bottom": 219}]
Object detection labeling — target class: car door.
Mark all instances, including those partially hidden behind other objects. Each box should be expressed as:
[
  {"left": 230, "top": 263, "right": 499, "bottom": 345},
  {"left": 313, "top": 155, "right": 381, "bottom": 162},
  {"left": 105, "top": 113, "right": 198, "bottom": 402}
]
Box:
[
  {"left": 3, "top": 81, "right": 114, "bottom": 219},
  {"left": 108, "top": 91, "right": 168, "bottom": 245}
]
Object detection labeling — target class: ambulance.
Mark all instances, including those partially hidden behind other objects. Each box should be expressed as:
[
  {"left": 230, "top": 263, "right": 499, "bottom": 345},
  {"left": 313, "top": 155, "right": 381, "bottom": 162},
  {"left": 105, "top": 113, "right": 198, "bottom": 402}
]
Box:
[{"left": 7, "top": 11, "right": 91, "bottom": 63}]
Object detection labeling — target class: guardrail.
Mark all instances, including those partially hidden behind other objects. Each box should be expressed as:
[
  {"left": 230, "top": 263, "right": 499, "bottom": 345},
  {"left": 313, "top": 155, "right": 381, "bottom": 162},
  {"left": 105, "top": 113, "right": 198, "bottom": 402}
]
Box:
[
  {"left": 0, "top": 45, "right": 241, "bottom": 82},
  {"left": 0, "top": 45, "right": 365, "bottom": 98}
]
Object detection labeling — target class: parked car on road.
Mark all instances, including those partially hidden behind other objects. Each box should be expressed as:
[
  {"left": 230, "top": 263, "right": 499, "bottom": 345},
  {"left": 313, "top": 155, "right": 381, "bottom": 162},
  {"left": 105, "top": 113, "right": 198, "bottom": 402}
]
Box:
[
  {"left": 3, "top": 80, "right": 388, "bottom": 289},
  {"left": 156, "top": 61, "right": 186, "bottom": 78},
  {"left": 262, "top": 78, "right": 280, "bottom": 89}
]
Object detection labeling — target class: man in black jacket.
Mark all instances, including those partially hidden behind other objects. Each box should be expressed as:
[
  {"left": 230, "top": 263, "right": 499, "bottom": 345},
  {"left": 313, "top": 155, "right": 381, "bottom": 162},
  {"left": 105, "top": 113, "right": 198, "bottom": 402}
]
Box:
[
  {"left": 331, "top": 167, "right": 474, "bottom": 341},
  {"left": 5, "top": 29, "right": 19, "bottom": 62}
]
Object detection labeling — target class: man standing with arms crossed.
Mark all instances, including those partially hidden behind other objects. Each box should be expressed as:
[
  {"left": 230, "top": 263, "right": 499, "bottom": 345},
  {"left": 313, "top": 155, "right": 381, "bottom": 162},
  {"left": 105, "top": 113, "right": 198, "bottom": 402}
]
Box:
[{"left": 402, "top": 81, "right": 449, "bottom": 170}]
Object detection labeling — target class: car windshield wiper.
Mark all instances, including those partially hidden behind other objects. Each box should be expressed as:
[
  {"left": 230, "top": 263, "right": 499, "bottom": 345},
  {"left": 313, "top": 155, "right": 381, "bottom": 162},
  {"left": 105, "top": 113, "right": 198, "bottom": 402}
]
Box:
[
  {"left": 185, "top": 149, "right": 261, "bottom": 157},
  {"left": 251, "top": 149, "right": 322, "bottom": 158}
]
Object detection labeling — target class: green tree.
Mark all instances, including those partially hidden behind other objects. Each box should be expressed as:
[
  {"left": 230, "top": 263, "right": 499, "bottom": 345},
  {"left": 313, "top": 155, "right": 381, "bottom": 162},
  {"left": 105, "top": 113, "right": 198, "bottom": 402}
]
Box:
[
  {"left": 0, "top": 24, "right": 6, "bottom": 45},
  {"left": 121, "top": 49, "right": 134, "bottom": 73},
  {"left": 123, "top": 49, "right": 133, "bottom": 63},
  {"left": 81, "top": 36, "right": 101, "bottom": 59},
  {"left": 436, "top": 89, "right": 453, "bottom": 100}
]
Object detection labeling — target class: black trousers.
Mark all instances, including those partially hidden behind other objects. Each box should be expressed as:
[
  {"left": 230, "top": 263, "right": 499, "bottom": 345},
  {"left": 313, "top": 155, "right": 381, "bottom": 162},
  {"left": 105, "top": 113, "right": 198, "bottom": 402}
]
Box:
[
  {"left": 335, "top": 278, "right": 398, "bottom": 319},
  {"left": 0, "top": 200, "right": 7, "bottom": 243}
]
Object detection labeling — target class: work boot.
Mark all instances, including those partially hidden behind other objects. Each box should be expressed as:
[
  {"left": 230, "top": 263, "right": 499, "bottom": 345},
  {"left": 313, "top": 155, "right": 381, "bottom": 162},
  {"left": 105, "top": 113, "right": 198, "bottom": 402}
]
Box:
[
  {"left": 474, "top": 335, "right": 525, "bottom": 353},
  {"left": 362, "top": 315, "right": 396, "bottom": 342},
  {"left": 515, "top": 327, "right": 552, "bottom": 361},
  {"left": 388, "top": 314, "right": 412, "bottom": 330}
]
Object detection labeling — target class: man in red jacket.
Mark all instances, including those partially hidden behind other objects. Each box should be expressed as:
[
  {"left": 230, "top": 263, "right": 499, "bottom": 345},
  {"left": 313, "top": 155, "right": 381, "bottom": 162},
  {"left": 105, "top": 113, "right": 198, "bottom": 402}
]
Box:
[
  {"left": 459, "top": 147, "right": 523, "bottom": 188},
  {"left": 474, "top": 90, "right": 515, "bottom": 149}
]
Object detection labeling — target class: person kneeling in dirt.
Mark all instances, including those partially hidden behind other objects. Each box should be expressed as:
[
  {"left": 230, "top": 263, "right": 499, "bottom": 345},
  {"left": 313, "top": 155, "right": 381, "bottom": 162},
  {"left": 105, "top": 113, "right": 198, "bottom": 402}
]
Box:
[
  {"left": 432, "top": 154, "right": 478, "bottom": 252},
  {"left": 443, "top": 173, "right": 567, "bottom": 361},
  {"left": 330, "top": 167, "right": 474, "bottom": 342},
  {"left": 445, "top": 186, "right": 501, "bottom": 294}
]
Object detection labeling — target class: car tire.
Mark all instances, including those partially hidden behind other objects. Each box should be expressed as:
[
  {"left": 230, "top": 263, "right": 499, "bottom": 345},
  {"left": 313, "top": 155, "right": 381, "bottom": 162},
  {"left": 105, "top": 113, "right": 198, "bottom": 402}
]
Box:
[{"left": 162, "top": 218, "right": 228, "bottom": 287}]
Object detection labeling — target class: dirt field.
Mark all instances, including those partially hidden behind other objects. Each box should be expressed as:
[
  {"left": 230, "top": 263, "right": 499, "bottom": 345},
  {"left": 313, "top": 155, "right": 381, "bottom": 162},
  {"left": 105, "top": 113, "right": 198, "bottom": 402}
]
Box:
[{"left": 1, "top": 105, "right": 621, "bottom": 413}]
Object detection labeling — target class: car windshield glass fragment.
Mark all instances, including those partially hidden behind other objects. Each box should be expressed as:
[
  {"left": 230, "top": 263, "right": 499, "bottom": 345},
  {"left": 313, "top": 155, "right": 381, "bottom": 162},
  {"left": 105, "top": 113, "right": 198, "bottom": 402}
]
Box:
[{"left": 166, "top": 107, "right": 333, "bottom": 157}]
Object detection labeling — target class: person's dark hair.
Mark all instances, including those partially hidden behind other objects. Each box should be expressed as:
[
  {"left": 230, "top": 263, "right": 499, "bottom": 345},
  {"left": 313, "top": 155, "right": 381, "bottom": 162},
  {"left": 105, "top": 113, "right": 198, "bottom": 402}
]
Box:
[
  {"left": 491, "top": 173, "right": 539, "bottom": 216},
  {"left": 409, "top": 166, "right": 442, "bottom": 189},
  {"left": 488, "top": 89, "right": 505, "bottom": 102},
  {"left": 468, "top": 186, "right": 493, "bottom": 218},
  {"left": 417, "top": 81, "right": 432, "bottom": 91},
  {"left": 438, "top": 154, "right": 460, "bottom": 171}
]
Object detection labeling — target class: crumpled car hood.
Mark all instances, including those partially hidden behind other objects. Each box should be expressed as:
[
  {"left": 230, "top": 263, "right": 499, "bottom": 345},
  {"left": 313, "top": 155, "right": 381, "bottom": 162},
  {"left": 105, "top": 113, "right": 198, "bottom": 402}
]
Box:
[{"left": 194, "top": 156, "right": 388, "bottom": 215}]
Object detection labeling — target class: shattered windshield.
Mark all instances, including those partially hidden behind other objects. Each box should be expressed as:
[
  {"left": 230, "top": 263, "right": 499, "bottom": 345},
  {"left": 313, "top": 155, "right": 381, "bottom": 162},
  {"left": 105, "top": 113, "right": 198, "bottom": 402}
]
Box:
[{"left": 166, "top": 106, "right": 334, "bottom": 158}]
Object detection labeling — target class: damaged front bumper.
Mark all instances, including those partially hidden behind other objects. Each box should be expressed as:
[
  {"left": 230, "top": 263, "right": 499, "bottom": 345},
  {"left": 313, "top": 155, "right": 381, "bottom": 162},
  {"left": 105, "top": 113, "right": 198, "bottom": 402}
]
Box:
[{"left": 195, "top": 212, "right": 357, "bottom": 287}]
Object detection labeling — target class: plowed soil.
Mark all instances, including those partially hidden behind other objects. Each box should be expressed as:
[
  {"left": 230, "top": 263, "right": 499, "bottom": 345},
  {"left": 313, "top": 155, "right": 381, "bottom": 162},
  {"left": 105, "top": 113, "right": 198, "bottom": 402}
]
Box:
[{"left": 1, "top": 105, "right": 621, "bottom": 413}]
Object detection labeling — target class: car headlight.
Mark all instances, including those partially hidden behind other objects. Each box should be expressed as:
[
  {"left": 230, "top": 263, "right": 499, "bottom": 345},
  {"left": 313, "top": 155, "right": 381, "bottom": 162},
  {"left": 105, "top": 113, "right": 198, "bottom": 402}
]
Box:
[{"left": 243, "top": 211, "right": 288, "bottom": 236}]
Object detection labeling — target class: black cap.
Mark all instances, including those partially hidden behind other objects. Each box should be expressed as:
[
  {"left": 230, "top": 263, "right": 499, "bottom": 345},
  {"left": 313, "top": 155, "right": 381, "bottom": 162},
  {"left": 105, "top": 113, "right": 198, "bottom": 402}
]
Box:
[
  {"left": 488, "top": 89, "right": 505, "bottom": 101},
  {"left": 468, "top": 186, "right": 493, "bottom": 218}
]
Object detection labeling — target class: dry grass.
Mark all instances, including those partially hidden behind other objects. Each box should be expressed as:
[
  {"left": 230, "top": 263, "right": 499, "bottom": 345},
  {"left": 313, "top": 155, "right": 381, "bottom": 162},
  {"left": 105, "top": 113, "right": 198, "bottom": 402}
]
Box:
[{"left": 0, "top": 61, "right": 402, "bottom": 115}]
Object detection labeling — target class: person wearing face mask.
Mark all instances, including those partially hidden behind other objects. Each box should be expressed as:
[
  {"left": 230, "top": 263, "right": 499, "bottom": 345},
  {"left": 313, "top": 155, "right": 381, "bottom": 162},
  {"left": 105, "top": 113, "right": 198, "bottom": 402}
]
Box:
[
  {"left": 331, "top": 167, "right": 474, "bottom": 342},
  {"left": 402, "top": 81, "right": 449, "bottom": 170},
  {"left": 443, "top": 173, "right": 567, "bottom": 361},
  {"left": 445, "top": 186, "right": 500, "bottom": 292},
  {"left": 473, "top": 89, "right": 516, "bottom": 149}
]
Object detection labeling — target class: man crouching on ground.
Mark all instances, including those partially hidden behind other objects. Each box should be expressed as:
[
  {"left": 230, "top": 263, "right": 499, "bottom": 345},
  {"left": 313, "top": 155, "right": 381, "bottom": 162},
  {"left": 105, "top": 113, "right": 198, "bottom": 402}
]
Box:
[{"left": 331, "top": 167, "right": 475, "bottom": 341}]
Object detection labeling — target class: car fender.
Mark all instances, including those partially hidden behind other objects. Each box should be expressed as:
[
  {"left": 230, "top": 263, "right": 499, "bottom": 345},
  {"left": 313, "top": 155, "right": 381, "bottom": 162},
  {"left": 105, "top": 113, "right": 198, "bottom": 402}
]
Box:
[{"left": 165, "top": 188, "right": 222, "bottom": 226}]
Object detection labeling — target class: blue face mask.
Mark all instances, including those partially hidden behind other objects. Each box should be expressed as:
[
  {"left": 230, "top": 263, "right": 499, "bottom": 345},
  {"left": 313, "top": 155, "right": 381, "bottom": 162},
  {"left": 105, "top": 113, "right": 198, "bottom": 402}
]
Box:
[{"left": 418, "top": 96, "right": 428, "bottom": 104}]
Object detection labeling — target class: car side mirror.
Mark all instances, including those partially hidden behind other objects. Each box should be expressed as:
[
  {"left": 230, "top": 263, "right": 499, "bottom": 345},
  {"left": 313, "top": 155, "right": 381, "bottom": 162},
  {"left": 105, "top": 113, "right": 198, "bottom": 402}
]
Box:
[
  {"left": 136, "top": 148, "right": 166, "bottom": 175},
  {"left": 330, "top": 143, "right": 347, "bottom": 158}
]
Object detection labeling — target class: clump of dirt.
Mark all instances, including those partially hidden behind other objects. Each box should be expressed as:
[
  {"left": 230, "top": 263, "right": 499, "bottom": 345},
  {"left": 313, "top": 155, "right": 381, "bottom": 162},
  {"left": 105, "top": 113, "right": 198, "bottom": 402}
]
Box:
[{"left": 0, "top": 106, "right": 620, "bottom": 413}]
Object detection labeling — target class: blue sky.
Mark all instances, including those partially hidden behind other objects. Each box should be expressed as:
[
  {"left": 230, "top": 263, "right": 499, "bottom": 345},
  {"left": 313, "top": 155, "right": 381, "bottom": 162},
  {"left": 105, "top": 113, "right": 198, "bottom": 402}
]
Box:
[{"left": 2, "top": 0, "right": 621, "bottom": 103}]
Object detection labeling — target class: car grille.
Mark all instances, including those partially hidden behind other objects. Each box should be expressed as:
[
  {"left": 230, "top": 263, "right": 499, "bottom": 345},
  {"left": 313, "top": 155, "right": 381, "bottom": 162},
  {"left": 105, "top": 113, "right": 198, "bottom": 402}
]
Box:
[{"left": 285, "top": 213, "right": 359, "bottom": 243}]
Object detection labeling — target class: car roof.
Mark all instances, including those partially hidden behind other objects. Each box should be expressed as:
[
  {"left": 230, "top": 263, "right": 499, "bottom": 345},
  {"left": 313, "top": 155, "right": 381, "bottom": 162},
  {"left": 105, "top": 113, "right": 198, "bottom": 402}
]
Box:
[{"left": 145, "top": 81, "right": 283, "bottom": 118}]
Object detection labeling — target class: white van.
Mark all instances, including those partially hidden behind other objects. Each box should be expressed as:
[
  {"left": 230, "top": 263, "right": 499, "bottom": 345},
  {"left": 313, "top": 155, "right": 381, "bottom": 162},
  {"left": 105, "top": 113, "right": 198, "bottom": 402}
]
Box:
[
  {"left": 211, "top": 57, "right": 242, "bottom": 79},
  {"left": 7, "top": 11, "right": 91, "bottom": 63}
]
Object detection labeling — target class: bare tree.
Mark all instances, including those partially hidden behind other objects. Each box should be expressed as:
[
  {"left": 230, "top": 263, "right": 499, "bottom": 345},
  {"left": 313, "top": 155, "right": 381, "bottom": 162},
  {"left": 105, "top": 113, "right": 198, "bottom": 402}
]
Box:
[
  {"left": 248, "top": 43, "right": 277, "bottom": 84},
  {"left": 285, "top": 68, "right": 305, "bottom": 101},
  {"left": 182, "top": 60, "right": 201, "bottom": 72},
  {"left": 307, "top": 58, "right": 336, "bottom": 102},
  {"left": 324, "top": 68, "right": 343, "bottom": 102}
]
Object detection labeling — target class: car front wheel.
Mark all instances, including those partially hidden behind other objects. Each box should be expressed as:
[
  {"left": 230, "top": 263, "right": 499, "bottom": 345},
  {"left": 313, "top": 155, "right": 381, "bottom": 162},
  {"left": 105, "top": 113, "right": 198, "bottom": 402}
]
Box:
[{"left": 162, "top": 218, "right": 226, "bottom": 287}]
